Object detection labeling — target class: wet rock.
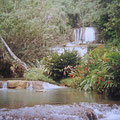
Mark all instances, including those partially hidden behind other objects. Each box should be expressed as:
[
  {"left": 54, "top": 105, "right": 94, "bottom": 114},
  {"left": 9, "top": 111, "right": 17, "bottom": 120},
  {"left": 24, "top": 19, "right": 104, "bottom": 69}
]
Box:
[
  {"left": 16, "top": 81, "right": 26, "bottom": 89},
  {"left": 7, "top": 80, "right": 26, "bottom": 89},
  {"left": 86, "top": 110, "right": 97, "bottom": 120},
  {"left": 112, "top": 104, "right": 119, "bottom": 109},
  {"left": 0, "top": 81, "right": 2, "bottom": 88},
  {"left": 7, "top": 80, "right": 19, "bottom": 88}
]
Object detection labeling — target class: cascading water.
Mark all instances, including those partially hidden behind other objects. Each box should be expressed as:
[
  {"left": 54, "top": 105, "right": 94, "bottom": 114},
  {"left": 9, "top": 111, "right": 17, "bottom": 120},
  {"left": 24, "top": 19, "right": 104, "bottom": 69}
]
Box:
[
  {"left": 43, "top": 82, "right": 62, "bottom": 90},
  {"left": 73, "top": 27, "right": 95, "bottom": 44},
  {"left": 26, "top": 81, "right": 33, "bottom": 90},
  {"left": 2, "top": 82, "right": 7, "bottom": 90},
  {"left": 51, "top": 27, "right": 96, "bottom": 56}
]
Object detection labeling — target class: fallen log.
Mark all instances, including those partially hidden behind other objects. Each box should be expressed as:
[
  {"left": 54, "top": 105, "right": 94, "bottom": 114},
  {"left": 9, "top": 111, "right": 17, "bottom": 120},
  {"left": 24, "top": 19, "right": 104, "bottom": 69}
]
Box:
[{"left": 0, "top": 36, "right": 28, "bottom": 70}]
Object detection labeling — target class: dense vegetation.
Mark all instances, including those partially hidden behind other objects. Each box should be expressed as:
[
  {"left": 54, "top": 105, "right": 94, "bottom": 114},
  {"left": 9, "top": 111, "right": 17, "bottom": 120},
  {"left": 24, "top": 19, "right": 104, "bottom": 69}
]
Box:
[
  {"left": 61, "top": 46, "right": 120, "bottom": 98},
  {"left": 95, "top": 0, "right": 120, "bottom": 45},
  {"left": 42, "top": 50, "right": 81, "bottom": 81}
]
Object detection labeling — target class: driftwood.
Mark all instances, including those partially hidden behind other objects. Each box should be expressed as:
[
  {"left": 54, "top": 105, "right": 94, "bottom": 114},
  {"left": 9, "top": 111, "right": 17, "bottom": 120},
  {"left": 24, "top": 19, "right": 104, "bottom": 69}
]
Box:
[{"left": 0, "top": 36, "right": 28, "bottom": 70}]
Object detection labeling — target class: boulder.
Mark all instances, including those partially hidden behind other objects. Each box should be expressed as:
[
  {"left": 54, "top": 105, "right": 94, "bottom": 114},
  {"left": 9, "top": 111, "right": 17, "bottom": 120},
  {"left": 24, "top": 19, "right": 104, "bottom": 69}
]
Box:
[
  {"left": 7, "top": 80, "right": 27, "bottom": 89},
  {"left": 7, "top": 80, "right": 19, "bottom": 88},
  {"left": 86, "top": 109, "right": 97, "bottom": 120},
  {"left": 16, "top": 81, "right": 26, "bottom": 89}
]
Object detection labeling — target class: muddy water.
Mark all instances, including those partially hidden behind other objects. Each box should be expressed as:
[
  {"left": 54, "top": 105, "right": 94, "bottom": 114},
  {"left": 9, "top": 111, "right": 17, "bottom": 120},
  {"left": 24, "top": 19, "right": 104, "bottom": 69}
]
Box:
[{"left": 0, "top": 88, "right": 120, "bottom": 109}]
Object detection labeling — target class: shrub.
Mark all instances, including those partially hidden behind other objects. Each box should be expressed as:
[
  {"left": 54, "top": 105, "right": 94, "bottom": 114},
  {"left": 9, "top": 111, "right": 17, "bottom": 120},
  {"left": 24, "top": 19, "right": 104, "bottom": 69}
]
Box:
[
  {"left": 66, "top": 46, "right": 120, "bottom": 98},
  {"left": 42, "top": 50, "right": 81, "bottom": 81},
  {"left": 87, "top": 44, "right": 97, "bottom": 52},
  {"left": 60, "top": 77, "right": 81, "bottom": 88}
]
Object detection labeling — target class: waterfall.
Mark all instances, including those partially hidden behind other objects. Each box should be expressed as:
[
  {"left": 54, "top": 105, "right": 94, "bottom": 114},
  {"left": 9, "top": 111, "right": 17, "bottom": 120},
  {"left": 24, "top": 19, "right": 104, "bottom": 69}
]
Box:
[
  {"left": 73, "top": 27, "right": 95, "bottom": 44},
  {"left": 2, "top": 82, "right": 7, "bottom": 89},
  {"left": 74, "top": 28, "right": 80, "bottom": 43},
  {"left": 51, "top": 27, "right": 96, "bottom": 56},
  {"left": 26, "top": 81, "right": 33, "bottom": 90}
]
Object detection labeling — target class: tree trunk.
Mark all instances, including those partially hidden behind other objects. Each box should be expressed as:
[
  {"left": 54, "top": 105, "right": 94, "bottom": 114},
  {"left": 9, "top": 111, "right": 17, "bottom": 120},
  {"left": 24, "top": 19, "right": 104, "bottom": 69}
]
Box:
[{"left": 0, "top": 36, "right": 28, "bottom": 70}]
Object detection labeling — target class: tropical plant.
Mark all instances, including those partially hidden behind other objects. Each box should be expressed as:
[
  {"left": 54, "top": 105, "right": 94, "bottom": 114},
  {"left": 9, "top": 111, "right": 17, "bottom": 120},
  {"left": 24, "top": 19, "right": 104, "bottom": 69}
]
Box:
[
  {"left": 62, "top": 46, "right": 120, "bottom": 98},
  {"left": 42, "top": 50, "right": 81, "bottom": 81}
]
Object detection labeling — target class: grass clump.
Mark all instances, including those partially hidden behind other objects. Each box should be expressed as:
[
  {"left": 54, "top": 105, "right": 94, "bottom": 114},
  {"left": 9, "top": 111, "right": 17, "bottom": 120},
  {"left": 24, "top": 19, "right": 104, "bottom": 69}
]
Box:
[{"left": 24, "top": 68, "right": 56, "bottom": 84}]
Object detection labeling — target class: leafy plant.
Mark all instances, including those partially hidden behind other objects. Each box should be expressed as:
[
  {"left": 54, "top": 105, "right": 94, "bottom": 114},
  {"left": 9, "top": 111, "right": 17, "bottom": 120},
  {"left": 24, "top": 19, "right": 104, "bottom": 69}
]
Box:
[
  {"left": 63, "top": 46, "right": 120, "bottom": 98},
  {"left": 42, "top": 50, "right": 81, "bottom": 81}
]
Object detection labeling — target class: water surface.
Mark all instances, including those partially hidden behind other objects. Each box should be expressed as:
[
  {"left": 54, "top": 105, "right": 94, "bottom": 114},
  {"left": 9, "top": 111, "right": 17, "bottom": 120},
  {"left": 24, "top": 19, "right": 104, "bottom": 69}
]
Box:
[{"left": 0, "top": 88, "right": 120, "bottom": 109}]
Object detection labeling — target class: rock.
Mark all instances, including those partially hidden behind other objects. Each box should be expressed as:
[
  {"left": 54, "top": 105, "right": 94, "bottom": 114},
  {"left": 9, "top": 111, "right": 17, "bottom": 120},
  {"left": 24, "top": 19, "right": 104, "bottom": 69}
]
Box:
[
  {"left": 32, "top": 81, "right": 43, "bottom": 89},
  {"left": 62, "top": 44, "right": 66, "bottom": 47},
  {"left": 7, "top": 80, "right": 19, "bottom": 88},
  {"left": 16, "top": 81, "right": 26, "bottom": 89},
  {"left": 112, "top": 104, "right": 118, "bottom": 109},
  {"left": 7, "top": 80, "right": 26, "bottom": 89},
  {"left": 0, "top": 81, "right": 2, "bottom": 88},
  {"left": 36, "top": 90, "right": 47, "bottom": 92},
  {"left": 86, "top": 110, "right": 97, "bottom": 120}
]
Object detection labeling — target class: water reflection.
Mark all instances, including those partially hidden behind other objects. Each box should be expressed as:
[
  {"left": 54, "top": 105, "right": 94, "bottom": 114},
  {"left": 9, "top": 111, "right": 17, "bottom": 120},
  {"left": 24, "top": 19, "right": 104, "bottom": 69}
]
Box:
[{"left": 0, "top": 88, "right": 120, "bottom": 109}]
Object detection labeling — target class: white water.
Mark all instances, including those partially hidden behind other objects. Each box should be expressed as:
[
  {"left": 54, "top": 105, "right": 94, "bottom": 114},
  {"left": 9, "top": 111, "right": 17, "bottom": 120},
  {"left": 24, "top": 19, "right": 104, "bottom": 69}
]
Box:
[
  {"left": 26, "top": 81, "right": 33, "bottom": 90},
  {"left": 2, "top": 82, "right": 7, "bottom": 90},
  {"left": 99, "top": 108, "right": 120, "bottom": 120},
  {"left": 52, "top": 46, "right": 87, "bottom": 56},
  {"left": 80, "top": 103, "right": 120, "bottom": 120},
  {"left": 51, "top": 27, "right": 95, "bottom": 56},
  {"left": 43, "top": 82, "right": 62, "bottom": 90},
  {"left": 74, "top": 27, "right": 95, "bottom": 44},
  {"left": 0, "top": 103, "right": 119, "bottom": 120}
]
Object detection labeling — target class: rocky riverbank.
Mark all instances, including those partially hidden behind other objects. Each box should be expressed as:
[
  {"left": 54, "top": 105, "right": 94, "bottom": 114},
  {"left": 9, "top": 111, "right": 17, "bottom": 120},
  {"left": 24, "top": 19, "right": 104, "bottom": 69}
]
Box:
[{"left": 0, "top": 80, "right": 62, "bottom": 90}]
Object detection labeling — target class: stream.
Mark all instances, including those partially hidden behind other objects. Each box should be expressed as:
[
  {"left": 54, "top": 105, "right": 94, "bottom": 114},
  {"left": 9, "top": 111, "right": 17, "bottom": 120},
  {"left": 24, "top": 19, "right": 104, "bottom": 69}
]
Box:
[{"left": 0, "top": 87, "right": 120, "bottom": 120}]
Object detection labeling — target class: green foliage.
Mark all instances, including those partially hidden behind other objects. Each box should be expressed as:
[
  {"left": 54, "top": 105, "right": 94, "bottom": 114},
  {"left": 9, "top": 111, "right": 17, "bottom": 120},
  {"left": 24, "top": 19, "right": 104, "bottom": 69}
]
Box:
[
  {"left": 0, "top": 0, "right": 14, "bottom": 13},
  {"left": 61, "top": 0, "right": 101, "bottom": 27},
  {"left": 95, "top": 0, "right": 120, "bottom": 45},
  {"left": 61, "top": 77, "right": 81, "bottom": 88},
  {"left": 63, "top": 46, "right": 120, "bottom": 98},
  {"left": 87, "top": 44, "right": 97, "bottom": 52},
  {"left": 24, "top": 68, "right": 56, "bottom": 84},
  {"left": 42, "top": 50, "right": 81, "bottom": 81},
  {"left": 0, "top": 0, "right": 71, "bottom": 63}
]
